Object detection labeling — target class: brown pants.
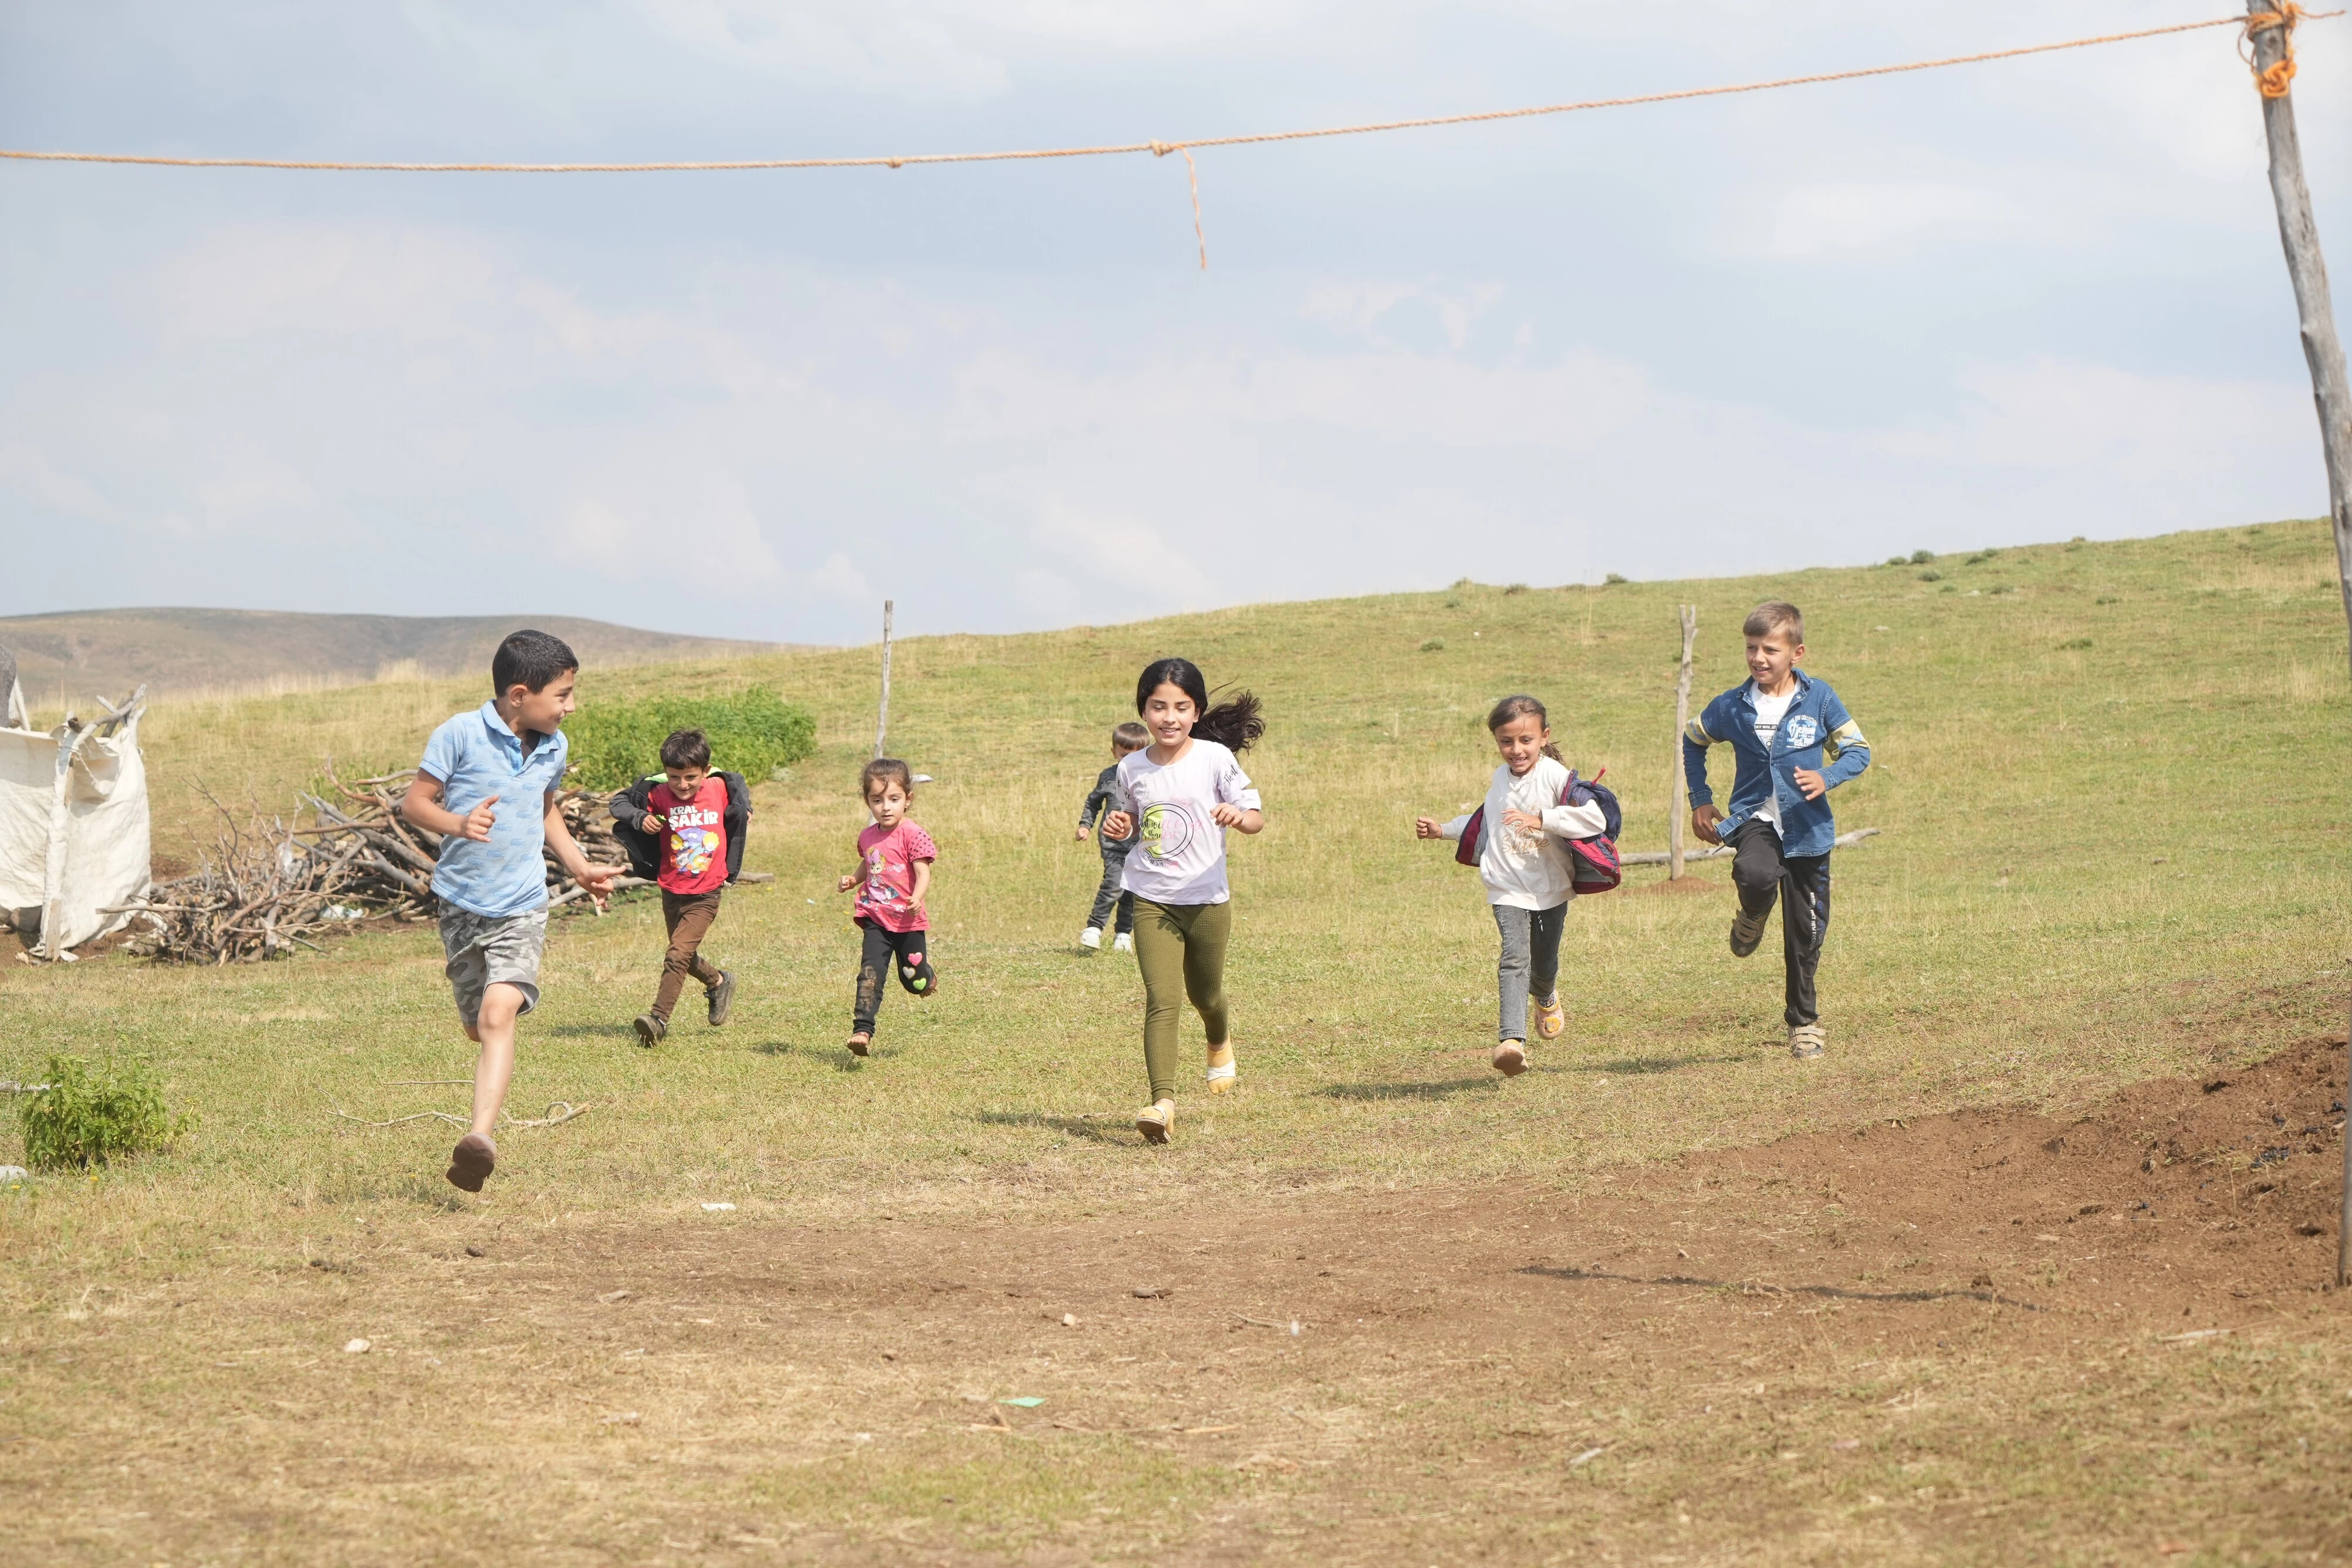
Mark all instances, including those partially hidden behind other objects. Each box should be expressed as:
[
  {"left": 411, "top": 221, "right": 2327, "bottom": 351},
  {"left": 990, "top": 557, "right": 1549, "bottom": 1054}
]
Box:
[{"left": 653, "top": 890, "right": 724, "bottom": 1023}]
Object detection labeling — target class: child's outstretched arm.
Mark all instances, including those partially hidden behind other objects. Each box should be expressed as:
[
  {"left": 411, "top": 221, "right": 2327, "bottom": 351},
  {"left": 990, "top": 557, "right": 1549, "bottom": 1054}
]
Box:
[
  {"left": 1682, "top": 705, "right": 1724, "bottom": 843},
  {"left": 543, "top": 790, "right": 619, "bottom": 910},
  {"left": 1415, "top": 813, "right": 1471, "bottom": 840}
]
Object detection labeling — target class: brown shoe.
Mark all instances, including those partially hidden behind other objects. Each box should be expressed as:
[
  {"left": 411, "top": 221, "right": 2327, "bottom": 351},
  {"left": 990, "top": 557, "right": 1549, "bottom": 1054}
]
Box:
[
  {"left": 705, "top": 971, "right": 736, "bottom": 1027},
  {"left": 847, "top": 1032, "right": 872, "bottom": 1057},
  {"left": 447, "top": 1133, "right": 496, "bottom": 1192},
  {"left": 1492, "top": 1041, "right": 1528, "bottom": 1077}
]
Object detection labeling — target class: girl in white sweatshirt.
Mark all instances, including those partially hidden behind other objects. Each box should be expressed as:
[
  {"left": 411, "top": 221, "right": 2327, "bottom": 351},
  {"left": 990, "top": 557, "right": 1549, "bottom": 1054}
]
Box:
[{"left": 1415, "top": 695, "right": 1610, "bottom": 1076}]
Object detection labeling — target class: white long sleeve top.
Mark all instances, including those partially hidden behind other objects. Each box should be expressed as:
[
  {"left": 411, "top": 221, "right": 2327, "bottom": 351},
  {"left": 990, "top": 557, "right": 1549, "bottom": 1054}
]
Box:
[{"left": 1441, "top": 756, "right": 1611, "bottom": 910}]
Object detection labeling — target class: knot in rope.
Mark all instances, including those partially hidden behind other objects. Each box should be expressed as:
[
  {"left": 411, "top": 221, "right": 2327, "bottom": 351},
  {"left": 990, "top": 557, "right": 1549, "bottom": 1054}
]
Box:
[
  {"left": 2243, "top": 2, "right": 2314, "bottom": 96},
  {"left": 1150, "top": 140, "right": 1177, "bottom": 158}
]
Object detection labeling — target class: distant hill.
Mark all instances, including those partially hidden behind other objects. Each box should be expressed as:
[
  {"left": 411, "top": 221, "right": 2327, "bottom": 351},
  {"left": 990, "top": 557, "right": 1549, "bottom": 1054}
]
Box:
[{"left": 0, "top": 608, "right": 797, "bottom": 702}]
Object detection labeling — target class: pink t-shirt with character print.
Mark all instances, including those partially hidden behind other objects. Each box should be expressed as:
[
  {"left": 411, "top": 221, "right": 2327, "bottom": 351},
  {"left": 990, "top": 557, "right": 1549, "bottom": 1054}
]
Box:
[{"left": 854, "top": 820, "right": 936, "bottom": 932}]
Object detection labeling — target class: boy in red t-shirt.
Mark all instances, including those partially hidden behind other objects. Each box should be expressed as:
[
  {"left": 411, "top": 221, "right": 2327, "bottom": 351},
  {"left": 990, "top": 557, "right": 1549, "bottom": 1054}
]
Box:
[
  {"left": 629, "top": 729, "right": 738, "bottom": 1047},
  {"left": 836, "top": 756, "right": 937, "bottom": 1057}
]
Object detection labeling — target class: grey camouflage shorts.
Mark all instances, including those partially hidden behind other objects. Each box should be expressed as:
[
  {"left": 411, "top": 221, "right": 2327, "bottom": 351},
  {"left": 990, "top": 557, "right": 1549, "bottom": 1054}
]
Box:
[{"left": 437, "top": 901, "right": 547, "bottom": 1026}]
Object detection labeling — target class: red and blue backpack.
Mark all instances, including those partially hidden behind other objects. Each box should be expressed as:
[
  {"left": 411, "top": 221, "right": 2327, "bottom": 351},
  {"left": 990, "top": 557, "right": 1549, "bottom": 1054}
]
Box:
[{"left": 1454, "top": 767, "right": 1623, "bottom": 894}]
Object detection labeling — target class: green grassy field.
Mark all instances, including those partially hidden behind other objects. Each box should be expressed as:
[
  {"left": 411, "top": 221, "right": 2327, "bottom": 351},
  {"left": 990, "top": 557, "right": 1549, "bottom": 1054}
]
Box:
[{"left": 4, "top": 519, "right": 2347, "bottom": 1564}]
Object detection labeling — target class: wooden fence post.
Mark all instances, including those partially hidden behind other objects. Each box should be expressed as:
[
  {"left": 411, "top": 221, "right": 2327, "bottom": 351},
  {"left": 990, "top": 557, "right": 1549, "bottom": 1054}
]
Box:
[
  {"left": 1670, "top": 606, "right": 1697, "bottom": 880},
  {"left": 873, "top": 600, "right": 895, "bottom": 762},
  {"left": 2244, "top": 0, "right": 2352, "bottom": 1286}
]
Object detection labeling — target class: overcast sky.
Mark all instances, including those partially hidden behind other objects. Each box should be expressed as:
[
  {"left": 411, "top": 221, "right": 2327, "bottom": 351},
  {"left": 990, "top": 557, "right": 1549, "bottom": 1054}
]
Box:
[{"left": 1, "top": 2, "right": 2346, "bottom": 644}]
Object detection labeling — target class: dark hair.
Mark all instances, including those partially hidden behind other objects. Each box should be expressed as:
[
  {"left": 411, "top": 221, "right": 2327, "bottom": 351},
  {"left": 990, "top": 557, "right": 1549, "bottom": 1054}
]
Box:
[
  {"left": 1112, "top": 721, "right": 1150, "bottom": 750},
  {"left": 861, "top": 757, "right": 914, "bottom": 799},
  {"left": 1486, "top": 693, "right": 1564, "bottom": 763},
  {"left": 1743, "top": 601, "right": 1804, "bottom": 642},
  {"left": 660, "top": 728, "right": 711, "bottom": 771},
  {"left": 1134, "top": 657, "right": 1263, "bottom": 753},
  {"left": 491, "top": 629, "right": 579, "bottom": 696}
]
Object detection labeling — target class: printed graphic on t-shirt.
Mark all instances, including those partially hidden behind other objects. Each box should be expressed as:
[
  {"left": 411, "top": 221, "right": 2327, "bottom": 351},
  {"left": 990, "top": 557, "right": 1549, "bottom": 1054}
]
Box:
[
  {"left": 671, "top": 826, "right": 719, "bottom": 878},
  {"left": 1141, "top": 800, "right": 1202, "bottom": 864}
]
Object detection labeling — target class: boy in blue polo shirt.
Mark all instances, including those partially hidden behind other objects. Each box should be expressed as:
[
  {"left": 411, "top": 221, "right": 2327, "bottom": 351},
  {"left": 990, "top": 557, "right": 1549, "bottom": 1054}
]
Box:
[
  {"left": 1683, "top": 601, "right": 1870, "bottom": 1060},
  {"left": 401, "top": 630, "right": 618, "bottom": 1191}
]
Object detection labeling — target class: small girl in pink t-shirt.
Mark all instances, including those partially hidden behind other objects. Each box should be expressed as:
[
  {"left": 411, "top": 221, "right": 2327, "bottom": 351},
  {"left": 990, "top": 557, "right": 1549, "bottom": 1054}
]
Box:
[{"left": 835, "top": 757, "right": 938, "bottom": 1057}]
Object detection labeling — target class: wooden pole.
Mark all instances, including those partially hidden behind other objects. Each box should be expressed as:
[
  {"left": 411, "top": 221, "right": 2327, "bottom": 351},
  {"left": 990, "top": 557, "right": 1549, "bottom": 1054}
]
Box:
[
  {"left": 2244, "top": 1, "right": 2352, "bottom": 1287},
  {"left": 873, "top": 600, "right": 895, "bottom": 762},
  {"left": 1670, "top": 605, "right": 1697, "bottom": 880}
]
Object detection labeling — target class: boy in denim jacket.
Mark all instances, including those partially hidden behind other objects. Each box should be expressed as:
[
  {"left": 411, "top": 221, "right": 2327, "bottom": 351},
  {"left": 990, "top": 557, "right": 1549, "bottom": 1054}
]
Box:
[{"left": 1682, "top": 601, "right": 1870, "bottom": 1060}]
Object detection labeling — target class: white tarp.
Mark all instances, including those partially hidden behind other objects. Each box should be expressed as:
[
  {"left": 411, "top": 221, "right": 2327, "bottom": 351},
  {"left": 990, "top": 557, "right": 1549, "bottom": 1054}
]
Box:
[{"left": 0, "top": 686, "right": 151, "bottom": 959}]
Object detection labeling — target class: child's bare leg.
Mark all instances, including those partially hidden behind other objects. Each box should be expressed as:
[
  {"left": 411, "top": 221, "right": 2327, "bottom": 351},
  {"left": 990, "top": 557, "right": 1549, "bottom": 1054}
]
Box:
[{"left": 467, "top": 982, "right": 526, "bottom": 1138}]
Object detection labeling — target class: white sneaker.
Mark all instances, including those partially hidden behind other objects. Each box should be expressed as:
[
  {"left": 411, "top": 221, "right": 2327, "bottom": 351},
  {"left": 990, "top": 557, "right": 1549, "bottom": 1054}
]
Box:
[
  {"left": 1110, "top": 932, "right": 1134, "bottom": 954},
  {"left": 1079, "top": 927, "right": 1102, "bottom": 951}
]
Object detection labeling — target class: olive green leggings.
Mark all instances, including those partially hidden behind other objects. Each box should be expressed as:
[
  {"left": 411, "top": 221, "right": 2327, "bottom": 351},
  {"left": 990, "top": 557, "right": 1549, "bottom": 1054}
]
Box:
[{"left": 1133, "top": 897, "right": 1232, "bottom": 1102}]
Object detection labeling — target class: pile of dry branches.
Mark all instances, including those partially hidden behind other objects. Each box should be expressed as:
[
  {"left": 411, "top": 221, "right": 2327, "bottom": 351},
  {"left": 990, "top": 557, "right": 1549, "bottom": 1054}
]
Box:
[{"left": 113, "top": 766, "right": 641, "bottom": 964}]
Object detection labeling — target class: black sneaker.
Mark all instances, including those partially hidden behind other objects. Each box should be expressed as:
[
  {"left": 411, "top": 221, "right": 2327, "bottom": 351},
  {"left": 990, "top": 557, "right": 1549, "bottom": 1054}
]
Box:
[
  {"left": 705, "top": 971, "right": 736, "bottom": 1027},
  {"left": 633, "top": 1013, "right": 666, "bottom": 1048},
  {"left": 1729, "top": 911, "right": 1767, "bottom": 958}
]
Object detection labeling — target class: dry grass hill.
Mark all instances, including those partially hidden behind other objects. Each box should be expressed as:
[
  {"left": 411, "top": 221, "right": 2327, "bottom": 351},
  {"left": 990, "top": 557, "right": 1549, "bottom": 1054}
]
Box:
[{"left": 0, "top": 607, "right": 794, "bottom": 702}]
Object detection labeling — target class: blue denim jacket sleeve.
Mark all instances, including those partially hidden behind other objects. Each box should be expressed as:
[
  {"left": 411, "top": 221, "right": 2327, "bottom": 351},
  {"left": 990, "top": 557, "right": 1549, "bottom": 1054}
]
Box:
[
  {"left": 1681, "top": 691, "right": 1733, "bottom": 807},
  {"left": 1816, "top": 686, "right": 1871, "bottom": 790}
]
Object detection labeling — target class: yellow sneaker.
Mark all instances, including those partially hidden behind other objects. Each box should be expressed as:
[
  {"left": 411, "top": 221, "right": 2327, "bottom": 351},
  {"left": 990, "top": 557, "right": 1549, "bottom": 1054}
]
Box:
[
  {"left": 1135, "top": 1099, "right": 1175, "bottom": 1145},
  {"left": 1205, "top": 1042, "right": 1238, "bottom": 1093},
  {"left": 1533, "top": 995, "right": 1566, "bottom": 1040}
]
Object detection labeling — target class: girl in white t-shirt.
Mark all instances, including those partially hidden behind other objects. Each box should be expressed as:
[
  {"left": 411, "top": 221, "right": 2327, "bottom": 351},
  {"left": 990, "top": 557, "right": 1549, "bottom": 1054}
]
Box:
[
  {"left": 1416, "top": 695, "right": 1609, "bottom": 1077},
  {"left": 1098, "top": 657, "right": 1265, "bottom": 1145}
]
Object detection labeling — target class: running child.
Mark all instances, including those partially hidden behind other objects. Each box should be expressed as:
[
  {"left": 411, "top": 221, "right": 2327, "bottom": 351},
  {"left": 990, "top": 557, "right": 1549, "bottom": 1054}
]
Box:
[
  {"left": 1416, "top": 695, "right": 1610, "bottom": 1077},
  {"left": 1683, "top": 600, "right": 1871, "bottom": 1059},
  {"left": 1074, "top": 720, "right": 1150, "bottom": 952},
  {"left": 401, "top": 630, "right": 619, "bottom": 1192},
  {"left": 837, "top": 757, "right": 937, "bottom": 1057},
  {"left": 609, "top": 727, "right": 749, "bottom": 1047},
  {"left": 1097, "top": 657, "right": 1263, "bottom": 1145}
]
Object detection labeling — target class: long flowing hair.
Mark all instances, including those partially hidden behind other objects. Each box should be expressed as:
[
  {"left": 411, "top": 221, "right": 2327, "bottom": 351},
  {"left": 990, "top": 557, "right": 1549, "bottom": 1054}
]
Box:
[{"left": 1134, "top": 657, "right": 1265, "bottom": 753}]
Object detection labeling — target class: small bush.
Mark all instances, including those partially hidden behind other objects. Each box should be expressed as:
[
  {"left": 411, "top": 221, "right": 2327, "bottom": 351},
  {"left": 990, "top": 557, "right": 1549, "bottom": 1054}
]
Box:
[
  {"left": 1603, "top": 573, "right": 1628, "bottom": 586},
  {"left": 2067, "top": 535, "right": 2087, "bottom": 549},
  {"left": 1991, "top": 584, "right": 2015, "bottom": 595},
  {"left": 2096, "top": 595, "right": 2121, "bottom": 606},
  {"left": 2059, "top": 637, "right": 2093, "bottom": 651},
  {"left": 1939, "top": 584, "right": 1958, "bottom": 594},
  {"left": 1910, "top": 549, "right": 1935, "bottom": 565},
  {"left": 1444, "top": 596, "right": 1463, "bottom": 610},
  {"left": 1503, "top": 583, "right": 1529, "bottom": 596},
  {"left": 1449, "top": 577, "right": 1474, "bottom": 590},
  {"left": 1917, "top": 570, "right": 1943, "bottom": 583},
  {"left": 1420, "top": 637, "right": 1446, "bottom": 653},
  {"left": 1884, "top": 556, "right": 1908, "bottom": 567},
  {"left": 563, "top": 687, "right": 817, "bottom": 791},
  {"left": 19, "top": 1054, "right": 188, "bottom": 1170},
  {"left": 1967, "top": 549, "right": 1999, "bottom": 565}
]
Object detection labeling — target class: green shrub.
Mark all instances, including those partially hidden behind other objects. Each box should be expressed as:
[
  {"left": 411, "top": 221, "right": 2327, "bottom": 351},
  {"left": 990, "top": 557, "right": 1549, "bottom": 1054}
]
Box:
[
  {"left": 2059, "top": 637, "right": 2093, "bottom": 651},
  {"left": 1603, "top": 573, "right": 1628, "bottom": 586},
  {"left": 1918, "top": 570, "right": 1943, "bottom": 583},
  {"left": 1910, "top": 549, "right": 1936, "bottom": 565},
  {"left": 19, "top": 1053, "right": 188, "bottom": 1170},
  {"left": 1420, "top": 637, "right": 1446, "bottom": 653},
  {"left": 1503, "top": 583, "right": 1529, "bottom": 596},
  {"left": 563, "top": 688, "right": 817, "bottom": 792}
]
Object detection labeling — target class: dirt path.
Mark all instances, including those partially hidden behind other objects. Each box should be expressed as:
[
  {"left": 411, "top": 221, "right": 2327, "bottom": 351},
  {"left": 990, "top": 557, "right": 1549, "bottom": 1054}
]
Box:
[{"left": 12, "top": 1040, "right": 2350, "bottom": 1565}]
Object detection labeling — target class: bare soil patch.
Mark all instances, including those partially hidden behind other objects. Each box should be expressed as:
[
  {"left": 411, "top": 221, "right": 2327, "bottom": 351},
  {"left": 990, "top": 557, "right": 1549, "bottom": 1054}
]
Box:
[{"left": 11, "top": 1040, "right": 2348, "bottom": 1564}]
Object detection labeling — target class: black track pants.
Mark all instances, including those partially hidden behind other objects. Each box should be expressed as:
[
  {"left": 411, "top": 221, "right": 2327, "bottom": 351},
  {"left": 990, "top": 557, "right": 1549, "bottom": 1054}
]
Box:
[
  {"left": 854, "top": 922, "right": 934, "bottom": 1035},
  {"left": 1729, "top": 819, "right": 1831, "bottom": 1029}
]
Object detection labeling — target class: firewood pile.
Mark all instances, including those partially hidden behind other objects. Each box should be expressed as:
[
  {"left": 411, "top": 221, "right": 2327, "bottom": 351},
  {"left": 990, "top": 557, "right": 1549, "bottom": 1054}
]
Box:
[{"left": 110, "top": 766, "right": 641, "bottom": 964}]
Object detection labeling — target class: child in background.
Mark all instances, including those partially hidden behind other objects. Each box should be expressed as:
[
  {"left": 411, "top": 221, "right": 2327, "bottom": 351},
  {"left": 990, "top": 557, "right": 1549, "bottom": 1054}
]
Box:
[
  {"left": 1074, "top": 721, "right": 1151, "bottom": 952},
  {"left": 1684, "top": 600, "right": 1871, "bottom": 1060},
  {"left": 401, "top": 630, "right": 619, "bottom": 1192},
  {"left": 1417, "top": 695, "right": 1609, "bottom": 1077},
  {"left": 837, "top": 758, "right": 938, "bottom": 1057},
  {"left": 614, "top": 728, "right": 742, "bottom": 1047},
  {"left": 1099, "top": 657, "right": 1263, "bottom": 1145}
]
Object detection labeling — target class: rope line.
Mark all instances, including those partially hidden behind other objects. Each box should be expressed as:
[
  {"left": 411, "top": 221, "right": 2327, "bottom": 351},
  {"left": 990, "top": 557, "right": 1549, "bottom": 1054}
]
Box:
[
  {"left": 2243, "top": 2, "right": 2320, "bottom": 96},
  {"left": 0, "top": 12, "right": 2327, "bottom": 175}
]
